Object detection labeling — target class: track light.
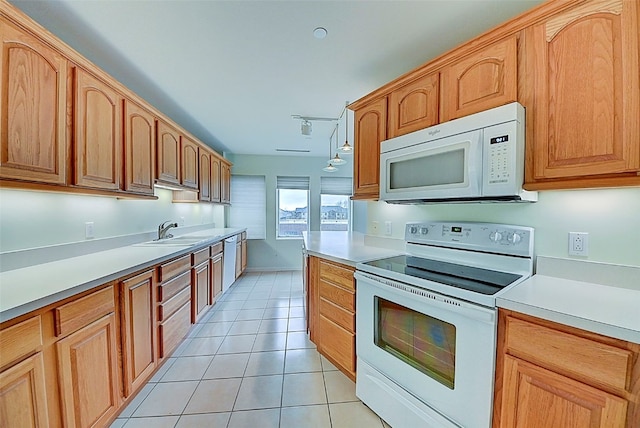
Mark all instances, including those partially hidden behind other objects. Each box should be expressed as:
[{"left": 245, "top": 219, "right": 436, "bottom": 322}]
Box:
[{"left": 301, "top": 120, "right": 312, "bottom": 136}]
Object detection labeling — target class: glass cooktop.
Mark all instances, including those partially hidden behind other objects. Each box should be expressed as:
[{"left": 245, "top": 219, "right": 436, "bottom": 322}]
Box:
[{"left": 363, "top": 255, "right": 522, "bottom": 295}]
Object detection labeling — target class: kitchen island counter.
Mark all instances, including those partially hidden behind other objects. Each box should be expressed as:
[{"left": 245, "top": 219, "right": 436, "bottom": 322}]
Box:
[{"left": 302, "top": 231, "right": 402, "bottom": 267}]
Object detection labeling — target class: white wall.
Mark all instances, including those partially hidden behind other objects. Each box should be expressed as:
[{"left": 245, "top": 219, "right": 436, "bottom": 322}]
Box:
[
  {"left": 228, "top": 153, "right": 353, "bottom": 271},
  {"left": 365, "top": 187, "right": 640, "bottom": 267},
  {"left": 0, "top": 188, "right": 225, "bottom": 252}
]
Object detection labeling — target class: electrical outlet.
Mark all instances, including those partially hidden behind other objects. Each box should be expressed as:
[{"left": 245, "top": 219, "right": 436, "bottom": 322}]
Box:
[
  {"left": 569, "top": 232, "right": 589, "bottom": 256},
  {"left": 372, "top": 221, "right": 379, "bottom": 234},
  {"left": 385, "top": 221, "right": 392, "bottom": 236},
  {"left": 85, "top": 222, "right": 94, "bottom": 239}
]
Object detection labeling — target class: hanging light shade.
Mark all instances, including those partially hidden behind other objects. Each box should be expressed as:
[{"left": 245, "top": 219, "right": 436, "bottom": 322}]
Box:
[
  {"left": 328, "top": 122, "right": 347, "bottom": 165},
  {"left": 339, "top": 103, "right": 353, "bottom": 153},
  {"left": 323, "top": 163, "right": 338, "bottom": 172}
]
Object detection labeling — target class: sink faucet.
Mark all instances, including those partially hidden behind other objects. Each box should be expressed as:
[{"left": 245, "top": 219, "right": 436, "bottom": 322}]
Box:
[{"left": 158, "top": 221, "right": 178, "bottom": 240}]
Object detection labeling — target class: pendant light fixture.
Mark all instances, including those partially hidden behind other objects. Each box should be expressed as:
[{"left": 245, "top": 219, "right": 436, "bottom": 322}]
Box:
[
  {"left": 323, "top": 135, "right": 338, "bottom": 173},
  {"left": 339, "top": 101, "right": 353, "bottom": 153},
  {"left": 327, "top": 123, "right": 347, "bottom": 166}
]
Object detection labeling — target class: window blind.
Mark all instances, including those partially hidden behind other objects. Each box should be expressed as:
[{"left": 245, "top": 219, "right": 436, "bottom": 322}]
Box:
[
  {"left": 276, "top": 176, "right": 309, "bottom": 190},
  {"left": 320, "top": 176, "right": 352, "bottom": 195},
  {"left": 229, "top": 175, "right": 266, "bottom": 239}
]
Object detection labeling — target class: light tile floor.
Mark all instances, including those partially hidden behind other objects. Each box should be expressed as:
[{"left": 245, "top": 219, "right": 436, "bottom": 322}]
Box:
[{"left": 110, "top": 271, "right": 390, "bottom": 428}]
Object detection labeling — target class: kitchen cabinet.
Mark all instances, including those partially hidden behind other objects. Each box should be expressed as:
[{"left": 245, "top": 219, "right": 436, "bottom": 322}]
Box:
[
  {"left": 235, "top": 235, "right": 242, "bottom": 279},
  {"left": 199, "top": 150, "right": 212, "bottom": 201},
  {"left": 521, "top": 0, "right": 640, "bottom": 190},
  {"left": 0, "top": 316, "right": 49, "bottom": 427},
  {"left": 180, "top": 136, "right": 199, "bottom": 190},
  {"left": 493, "top": 309, "right": 640, "bottom": 428},
  {"left": 157, "top": 255, "right": 192, "bottom": 358},
  {"left": 191, "top": 247, "right": 211, "bottom": 323},
  {"left": 387, "top": 72, "right": 439, "bottom": 138},
  {"left": 0, "top": 19, "right": 68, "bottom": 186},
  {"left": 55, "top": 286, "right": 120, "bottom": 428},
  {"left": 308, "top": 256, "right": 356, "bottom": 380},
  {"left": 156, "top": 120, "right": 181, "bottom": 186},
  {"left": 119, "top": 269, "right": 156, "bottom": 398},
  {"left": 440, "top": 36, "right": 517, "bottom": 122},
  {"left": 73, "top": 67, "right": 122, "bottom": 191},
  {"left": 240, "top": 231, "right": 247, "bottom": 274},
  {"left": 123, "top": 99, "right": 156, "bottom": 196},
  {"left": 352, "top": 97, "right": 387, "bottom": 200},
  {"left": 220, "top": 161, "right": 231, "bottom": 204},
  {"left": 210, "top": 155, "right": 221, "bottom": 203},
  {"left": 210, "top": 242, "right": 224, "bottom": 303}
]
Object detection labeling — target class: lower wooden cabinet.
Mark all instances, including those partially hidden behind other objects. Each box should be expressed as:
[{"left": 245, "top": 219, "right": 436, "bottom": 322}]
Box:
[
  {"left": 192, "top": 260, "right": 211, "bottom": 323},
  {"left": 210, "top": 244, "right": 224, "bottom": 303},
  {"left": 0, "top": 351, "right": 49, "bottom": 427},
  {"left": 493, "top": 309, "right": 640, "bottom": 428}
]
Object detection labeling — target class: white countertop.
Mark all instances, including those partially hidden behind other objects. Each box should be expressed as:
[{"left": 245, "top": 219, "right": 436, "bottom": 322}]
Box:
[
  {"left": 497, "top": 256, "right": 640, "bottom": 343},
  {"left": 0, "top": 228, "right": 244, "bottom": 322},
  {"left": 302, "top": 232, "right": 403, "bottom": 267}
]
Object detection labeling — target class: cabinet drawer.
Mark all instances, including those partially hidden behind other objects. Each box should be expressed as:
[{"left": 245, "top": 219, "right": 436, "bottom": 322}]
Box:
[
  {"left": 159, "top": 301, "right": 191, "bottom": 358},
  {"left": 505, "top": 316, "right": 633, "bottom": 391},
  {"left": 319, "top": 298, "right": 354, "bottom": 332},
  {"left": 319, "top": 260, "right": 354, "bottom": 291},
  {"left": 158, "top": 270, "right": 190, "bottom": 302},
  {"left": 319, "top": 279, "right": 354, "bottom": 312},
  {"left": 192, "top": 247, "right": 210, "bottom": 266},
  {"left": 158, "top": 255, "right": 191, "bottom": 282},
  {"left": 210, "top": 241, "right": 223, "bottom": 256},
  {"left": 158, "top": 286, "right": 190, "bottom": 321},
  {"left": 0, "top": 316, "right": 43, "bottom": 368},
  {"left": 318, "top": 315, "right": 355, "bottom": 373},
  {"left": 55, "top": 286, "right": 114, "bottom": 337}
]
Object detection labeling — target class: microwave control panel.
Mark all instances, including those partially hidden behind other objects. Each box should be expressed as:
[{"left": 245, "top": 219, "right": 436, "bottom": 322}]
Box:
[{"left": 482, "top": 119, "right": 524, "bottom": 196}]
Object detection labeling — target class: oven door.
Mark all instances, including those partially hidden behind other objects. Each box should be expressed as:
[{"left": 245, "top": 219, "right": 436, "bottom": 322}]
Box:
[{"left": 355, "top": 271, "right": 496, "bottom": 428}]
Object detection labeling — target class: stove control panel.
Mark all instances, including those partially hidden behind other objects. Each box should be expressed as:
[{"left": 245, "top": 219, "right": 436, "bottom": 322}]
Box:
[{"left": 405, "top": 222, "right": 534, "bottom": 257}]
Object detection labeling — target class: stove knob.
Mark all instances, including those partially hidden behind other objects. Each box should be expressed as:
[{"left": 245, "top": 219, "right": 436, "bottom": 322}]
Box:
[
  {"left": 508, "top": 233, "right": 522, "bottom": 244},
  {"left": 420, "top": 227, "right": 429, "bottom": 235},
  {"left": 409, "top": 226, "right": 418, "bottom": 234},
  {"left": 490, "top": 231, "right": 503, "bottom": 242}
]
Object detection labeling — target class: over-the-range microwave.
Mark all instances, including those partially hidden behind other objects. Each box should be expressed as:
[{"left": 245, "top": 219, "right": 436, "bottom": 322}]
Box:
[{"left": 380, "top": 102, "right": 537, "bottom": 203}]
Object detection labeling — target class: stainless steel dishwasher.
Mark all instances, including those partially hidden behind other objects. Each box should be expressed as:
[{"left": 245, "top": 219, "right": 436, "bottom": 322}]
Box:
[{"left": 223, "top": 235, "right": 238, "bottom": 293}]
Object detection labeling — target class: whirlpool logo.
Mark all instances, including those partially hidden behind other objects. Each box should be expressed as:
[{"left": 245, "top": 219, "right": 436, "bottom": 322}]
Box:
[{"left": 428, "top": 128, "right": 441, "bottom": 137}]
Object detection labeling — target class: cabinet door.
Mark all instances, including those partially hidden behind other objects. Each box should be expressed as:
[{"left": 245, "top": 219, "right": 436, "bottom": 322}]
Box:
[
  {"left": 522, "top": 0, "right": 640, "bottom": 187},
  {"left": 388, "top": 72, "right": 439, "bottom": 138},
  {"left": 156, "top": 120, "right": 181, "bottom": 185},
  {"left": 235, "top": 241, "right": 242, "bottom": 279},
  {"left": 73, "top": 68, "right": 122, "bottom": 190},
  {"left": 441, "top": 36, "right": 517, "bottom": 122},
  {"left": 57, "top": 313, "right": 120, "bottom": 428},
  {"left": 220, "top": 162, "right": 231, "bottom": 204},
  {"left": 210, "top": 156, "right": 221, "bottom": 203},
  {"left": 191, "top": 261, "right": 211, "bottom": 323},
  {"left": 353, "top": 97, "right": 387, "bottom": 199},
  {"left": 210, "top": 253, "right": 223, "bottom": 303},
  {"left": 123, "top": 99, "right": 155, "bottom": 196},
  {"left": 120, "top": 270, "right": 155, "bottom": 398},
  {"left": 0, "top": 352, "right": 49, "bottom": 427},
  {"left": 180, "top": 136, "right": 198, "bottom": 189},
  {"left": 241, "top": 238, "right": 247, "bottom": 273},
  {"left": 499, "top": 355, "right": 627, "bottom": 428},
  {"left": 199, "top": 151, "right": 211, "bottom": 201},
  {"left": 0, "top": 20, "right": 68, "bottom": 185}
]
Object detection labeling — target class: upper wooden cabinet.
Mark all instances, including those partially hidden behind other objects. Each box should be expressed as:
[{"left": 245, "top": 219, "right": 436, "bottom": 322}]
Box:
[
  {"left": 199, "top": 150, "right": 211, "bottom": 201},
  {"left": 220, "top": 161, "right": 231, "bottom": 204},
  {"left": 180, "top": 136, "right": 199, "bottom": 190},
  {"left": 440, "top": 36, "right": 517, "bottom": 122},
  {"left": 388, "top": 72, "right": 439, "bottom": 138},
  {"left": 123, "top": 99, "right": 155, "bottom": 196},
  {"left": 0, "top": 19, "right": 68, "bottom": 185},
  {"left": 156, "top": 120, "right": 181, "bottom": 186},
  {"left": 73, "top": 68, "right": 122, "bottom": 191},
  {"left": 352, "top": 97, "right": 387, "bottom": 200},
  {"left": 210, "top": 155, "right": 221, "bottom": 203},
  {"left": 521, "top": 0, "right": 640, "bottom": 190}
]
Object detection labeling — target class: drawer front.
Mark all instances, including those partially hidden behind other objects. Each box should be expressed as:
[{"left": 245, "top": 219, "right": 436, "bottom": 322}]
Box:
[
  {"left": 159, "top": 301, "right": 191, "bottom": 358},
  {"left": 192, "top": 247, "right": 210, "bottom": 266},
  {"left": 158, "top": 270, "right": 190, "bottom": 302},
  {"left": 0, "top": 316, "right": 43, "bottom": 368},
  {"left": 319, "top": 259, "right": 354, "bottom": 291},
  {"left": 505, "top": 316, "right": 632, "bottom": 391},
  {"left": 158, "top": 286, "right": 190, "bottom": 321},
  {"left": 158, "top": 255, "right": 191, "bottom": 283},
  {"left": 319, "top": 315, "right": 355, "bottom": 373},
  {"left": 55, "top": 285, "right": 115, "bottom": 337},
  {"left": 319, "top": 279, "right": 354, "bottom": 311},
  {"left": 210, "top": 242, "right": 223, "bottom": 256},
  {"left": 319, "top": 298, "right": 354, "bottom": 332}
]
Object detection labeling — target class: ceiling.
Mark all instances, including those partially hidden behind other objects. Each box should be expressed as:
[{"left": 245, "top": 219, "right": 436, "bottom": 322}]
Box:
[{"left": 10, "top": 0, "right": 544, "bottom": 159}]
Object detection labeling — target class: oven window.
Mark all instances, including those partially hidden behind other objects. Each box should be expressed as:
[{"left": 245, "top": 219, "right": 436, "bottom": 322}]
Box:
[
  {"left": 389, "top": 149, "right": 465, "bottom": 189},
  {"left": 374, "top": 297, "right": 456, "bottom": 389}
]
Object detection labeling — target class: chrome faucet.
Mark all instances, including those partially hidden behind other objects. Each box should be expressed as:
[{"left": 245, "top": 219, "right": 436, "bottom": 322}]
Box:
[{"left": 157, "top": 221, "right": 178, "bottom": 240}]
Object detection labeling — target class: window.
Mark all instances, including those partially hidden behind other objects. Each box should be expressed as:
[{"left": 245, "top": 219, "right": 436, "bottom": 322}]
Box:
[
  {"left": 277, "top": 176, "right": 309, "bottom": 238},
  {"left": 229, "top": 175, "right": 266, "bottom": 239},
  {"left": 320, "top": 176, "right": 351, "bottom": 231}
]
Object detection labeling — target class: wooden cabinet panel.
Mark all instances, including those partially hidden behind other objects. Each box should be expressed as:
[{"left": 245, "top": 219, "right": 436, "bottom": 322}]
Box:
[
  {"left": 119, "top": 270, "right": 155, "bottom": 397},
  {"left": 318, "top": 259, "right": 355, "bottom": 292},
  {"left": 180, "top": 136, "right": 198, "bottom": 189},
  {"left": 500, "top": 355, "right": 627, "bottom": 428},
  {"left": 157, "top": 254, "right": 191, "bottom": 283},
  {"left": 388, "top": 73, "right": 439, "bottom": 138},
  {"left": 441, "top": 36, "right": 517, "bottom": 122},
  {"left": 318, "top": 315, "right": 355, "bottom": 377},
  {"left": 123, "top": 99, "right": 155, "bottom": 196},
  {"left": 159, "top": 301, "right": 191, "bottom": 358},
  {"left": 0, "top": 352, "right": 49, "bottom": 427},
  {"left": 241, "top": 236, "right": 247, "bottom": 273},
  {"left": 191, "top": 260, "right": 210, "bottom": 323},
  {"left": 319, "top": 280, "right": 354, "bottom": 312},
  {"left": 192, "top": 247, "right": 210, "bottom": 266},
  {"left": 0, "top": 316, "right": 42, "bottom": 368},
  {"left": 210, "top": 156, "right": 221, "bottom": 203},
  {"left": 157, "top": 270, "right": 190, "bottom": 302},
  {"left": 57, "top": 313, "right": 119, "bottom": 428},
  {"left": 220, "top": 161, "right": 231, "bottom": 204},
  {"left": 353, "top": 97, "right": 386, "bottom": 200},
  {"left": 199, "top": 150, "right": 211, "bottom": 201},
  {"left": 73, "top": 68, "right": 122, "bottom": 190},
  {"left": 235, "top": 239, "right": 242, "bottom": 279},
  {"left": 522, "top": 0, "right": 640, "bottom": 188},
  {"left": 210, "top": 252, "right": 223, "bottom": 303},
  {"left": 156, "top": 120, "right": 181, "bottom": 185},
  {"left": 158, "top": 286, "right": 190, "bottom": 321},
  {"left": 54, "top": 285, "right": 114, "bottom": 337},
  {"left": 319, "top": 298, "right": 354, "bottom": 332},
  {"left": 0, "top": 20, "right": 68, "bottom": 185}
]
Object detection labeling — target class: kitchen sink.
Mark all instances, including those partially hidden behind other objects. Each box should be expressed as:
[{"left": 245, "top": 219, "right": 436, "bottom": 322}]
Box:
[{"left": 135, "top": 236, "right": 209, "bottom": 247}]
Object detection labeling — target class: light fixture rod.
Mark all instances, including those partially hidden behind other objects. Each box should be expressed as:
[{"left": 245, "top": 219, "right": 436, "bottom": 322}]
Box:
[{"left": 291, "top": 115, "right": 338, "bottom": 122}]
